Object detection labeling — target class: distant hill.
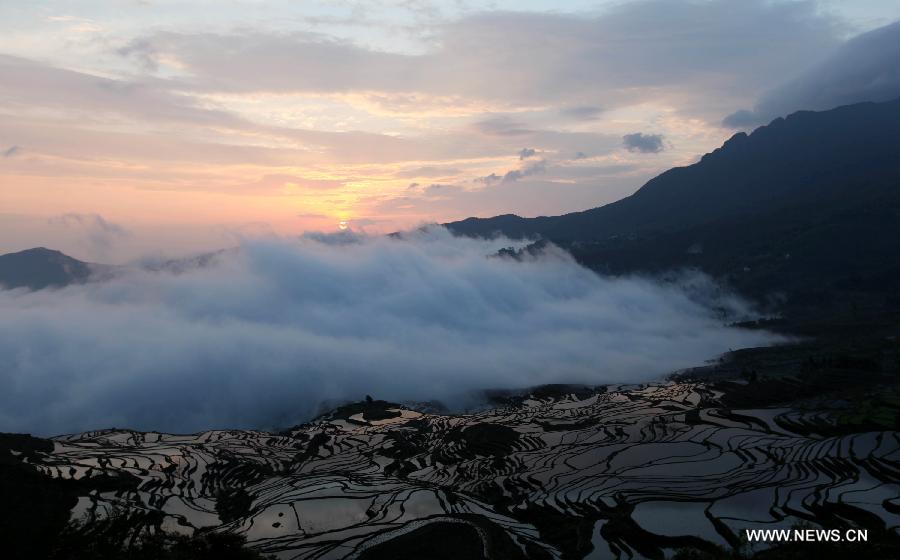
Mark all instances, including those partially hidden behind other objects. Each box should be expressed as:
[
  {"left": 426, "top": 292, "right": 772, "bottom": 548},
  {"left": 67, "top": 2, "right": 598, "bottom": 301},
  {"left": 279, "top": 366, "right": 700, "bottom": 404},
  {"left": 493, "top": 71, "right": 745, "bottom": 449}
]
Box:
[
  {"left": 137, "top": 249, "right": 229, "bottom": 274},
  {"left": 447, "top": 98, "right": 900, "bottom": 318},
  {"left": 0, "top": 247, "right": 230, "bottom": 291},
  {"left": 0, "top": 247, "right": 96, "bottom": 290}
]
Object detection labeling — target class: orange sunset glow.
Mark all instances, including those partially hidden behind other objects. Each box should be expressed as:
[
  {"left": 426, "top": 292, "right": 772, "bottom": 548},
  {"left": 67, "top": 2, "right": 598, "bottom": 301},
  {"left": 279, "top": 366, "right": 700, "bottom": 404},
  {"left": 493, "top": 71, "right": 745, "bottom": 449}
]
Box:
[{"left": 2, "top": 0, "right": 896, "bottom": 262}]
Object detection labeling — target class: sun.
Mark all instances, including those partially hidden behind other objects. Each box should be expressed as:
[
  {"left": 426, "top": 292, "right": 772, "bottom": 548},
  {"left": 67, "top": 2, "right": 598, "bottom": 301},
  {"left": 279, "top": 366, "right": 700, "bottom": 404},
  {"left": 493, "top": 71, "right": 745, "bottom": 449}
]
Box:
[{"left": 338, "top": 220, "right": 349, "bottom": 231}]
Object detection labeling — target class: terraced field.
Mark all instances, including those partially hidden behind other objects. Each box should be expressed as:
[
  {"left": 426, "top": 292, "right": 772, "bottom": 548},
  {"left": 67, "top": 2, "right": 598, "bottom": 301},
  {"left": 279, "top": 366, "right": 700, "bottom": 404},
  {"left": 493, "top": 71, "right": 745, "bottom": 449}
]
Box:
[{"left": 15, "top": 381, "right": 900, "bottom": 559}]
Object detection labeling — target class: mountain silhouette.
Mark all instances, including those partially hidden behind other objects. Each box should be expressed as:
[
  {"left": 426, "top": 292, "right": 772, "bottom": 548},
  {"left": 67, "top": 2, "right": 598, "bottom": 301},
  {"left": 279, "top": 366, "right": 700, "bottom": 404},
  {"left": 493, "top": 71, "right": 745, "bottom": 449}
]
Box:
[
  {"left": 448, "top": 98, "right": 900, "bottom": 314},
  {"left": 0, "top": 247, "right": 95, "bottom": 290},
  {"left": 0, "top": 248, "right": 232, "bottom": 291}
]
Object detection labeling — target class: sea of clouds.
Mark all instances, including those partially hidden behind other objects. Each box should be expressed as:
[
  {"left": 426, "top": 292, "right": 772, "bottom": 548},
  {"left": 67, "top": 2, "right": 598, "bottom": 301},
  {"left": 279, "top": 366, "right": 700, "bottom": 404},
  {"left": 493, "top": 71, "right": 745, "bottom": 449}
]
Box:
[{"left": 0, "top": 228, "right": 780, "bottom": 435}]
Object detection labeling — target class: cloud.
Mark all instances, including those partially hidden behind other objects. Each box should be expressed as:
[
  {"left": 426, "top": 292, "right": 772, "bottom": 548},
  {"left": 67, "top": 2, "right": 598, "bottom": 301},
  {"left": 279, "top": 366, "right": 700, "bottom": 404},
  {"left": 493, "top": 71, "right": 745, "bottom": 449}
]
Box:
[
  {"left": 396, "top": 166, "right": 461, "bottom": 179},
  {"left": 623, "top": 133, "right": 665, "bottom": 153},
  {"left": 116, "top": 37, "right": 161, "bottom": 72},
  {"left": 0, "top": 228, "right": 777, "bottom": 435},
  {"left": 3, "top": 145, "right": 20, "bottom": 157},
  {"left": 421, "top": 183, "right": 463, "bottom": 197},
  {"left": 0, "top": 55, "right": 520, "bottom": 168},
  {"left": 476, "top": 159, "right": 548, "bottom": 185},
  {"left": 518, "top": 147, "right": 536, "bottom": 160},
  {"left": 121, "top": 1, "right": 839, "bottom": 113},
  {"left": 0, "top": 54, "right": 242, "bottom": 128},
  {"left": 0, "top": 54, "right": 624, "bottom": 181},
  {"left": 560, "top": 106, "right": 604, "bottom": 120},
  {"left": 720, "top": 110, "right": 758, "bottom": 129},
  {"left": 472, "top": 116, "right": 534, "bottom": 136},
  {"left": 502, "top": 159, "right": 547, "bottom": 183},
  {"left": 475, "top": 173, "right": 502, "bottom": 185},
  {"left": 723, "top": 20, "right": 900, "bottom": 128},
  {"left": 47, "top": 213, "right": 129, "bottom": 258}
]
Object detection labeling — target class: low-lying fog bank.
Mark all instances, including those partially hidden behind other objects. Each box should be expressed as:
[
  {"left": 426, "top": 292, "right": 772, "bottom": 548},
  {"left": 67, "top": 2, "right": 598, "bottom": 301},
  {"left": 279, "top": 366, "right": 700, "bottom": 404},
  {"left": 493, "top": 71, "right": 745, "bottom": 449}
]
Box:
[{"left": 0, "top": 227, "right": 781, "bottom": 435}]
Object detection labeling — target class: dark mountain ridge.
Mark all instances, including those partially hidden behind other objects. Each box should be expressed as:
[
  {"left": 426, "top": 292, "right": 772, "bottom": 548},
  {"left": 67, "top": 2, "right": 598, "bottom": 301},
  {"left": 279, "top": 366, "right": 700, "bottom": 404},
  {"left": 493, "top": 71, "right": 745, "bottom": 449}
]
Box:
[
  {"left": 449, "top": 98, "right": 900, "bottom": 241},
  {"left": 447, "top": 98, "right": 900, "bottom": 321},
  {"left": 0, "top": 247, "right": 96, "bottom": 290},
  {"left": 0, "top": 248, "right": 229, "bottom": 291}
]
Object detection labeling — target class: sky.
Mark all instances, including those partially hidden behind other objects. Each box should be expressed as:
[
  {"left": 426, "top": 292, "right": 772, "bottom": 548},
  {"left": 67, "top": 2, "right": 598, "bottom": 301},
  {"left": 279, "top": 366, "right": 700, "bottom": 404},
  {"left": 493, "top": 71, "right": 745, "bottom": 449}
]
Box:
[{"left": 1, "top": 0, "right": 899, "bottom": 261}]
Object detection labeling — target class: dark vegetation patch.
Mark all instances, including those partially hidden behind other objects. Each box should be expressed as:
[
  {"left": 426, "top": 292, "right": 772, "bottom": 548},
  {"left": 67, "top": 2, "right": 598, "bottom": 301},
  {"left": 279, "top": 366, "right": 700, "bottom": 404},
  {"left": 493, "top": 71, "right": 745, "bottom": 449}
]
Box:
[
  {"left": 215, "top": 488, "right": 253, "bottom": 524},
  {"left": 293, "top": 432, "right": 330, "bottom": 464},
  {"left": 0, "top": 437, "right": 271, "bottom": 560},
  {"left": 444, "top": 423, "right": 521, "bottom": 459},
  {"left": 484, "top": 384, "right": 603, "bottom": 407},
  {"left": 381, "top": 420, "right": 431, "bottom": 478},
  {"left": 514, "top": 504, "right": 598, "bottom": 560},
  {"left": 535, "top": 418, "right": 599, "bottom": 432},
  {"left": 50, "top": 510, "right": 271, "bottom": 560},
  {"left": 0, "top": 433, "right": 136, "bottom": 560}
]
